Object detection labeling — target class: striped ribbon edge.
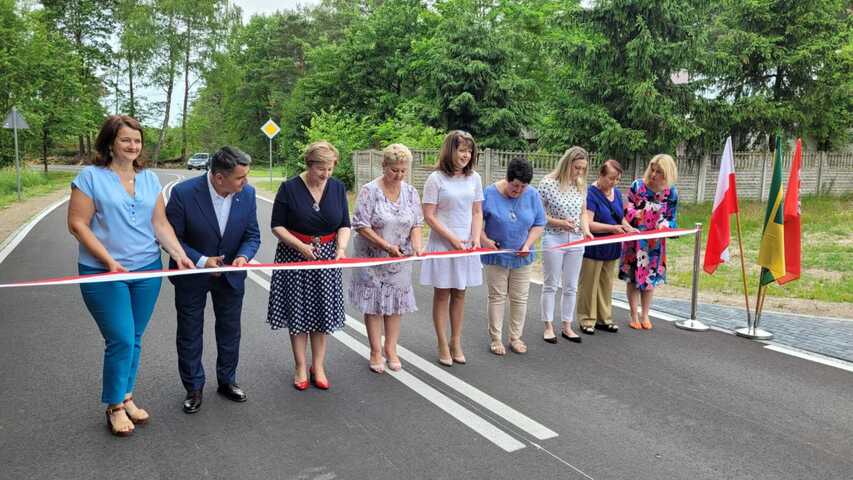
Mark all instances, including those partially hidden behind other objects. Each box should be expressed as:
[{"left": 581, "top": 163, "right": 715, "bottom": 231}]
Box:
[{"left": 0, "top": 227, "right": 697, "bottom": 288}]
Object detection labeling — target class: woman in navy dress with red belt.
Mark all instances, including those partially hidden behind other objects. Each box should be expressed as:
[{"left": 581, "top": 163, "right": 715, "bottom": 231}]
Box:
[{"left": 267, "top": 141, "right": 351, "bottom": 390}]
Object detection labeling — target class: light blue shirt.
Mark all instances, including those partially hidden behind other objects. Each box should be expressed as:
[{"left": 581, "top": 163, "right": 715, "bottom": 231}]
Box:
[
  {"left": 196, "top": 172, "right": 235, "bottom": 268},
  {"left": 481, "top": 184, "right": 546, "bottom": 269},
  {"left": 72, "top": 166, "right": 162, "bottom": 271}
]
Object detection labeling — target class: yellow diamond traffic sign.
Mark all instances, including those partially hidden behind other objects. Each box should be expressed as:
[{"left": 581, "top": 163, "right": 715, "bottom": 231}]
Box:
[{"left": 261, "top": 119, "right": 280, "bottom": 139}]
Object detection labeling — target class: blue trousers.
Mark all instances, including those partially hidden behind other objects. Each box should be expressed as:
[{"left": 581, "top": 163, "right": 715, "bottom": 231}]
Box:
[
  {"left": 79, "top": 259, "right": 162, "bottom": 405},
  {"left": 174, "top": 275, "right": 244, "bottom": 392}
]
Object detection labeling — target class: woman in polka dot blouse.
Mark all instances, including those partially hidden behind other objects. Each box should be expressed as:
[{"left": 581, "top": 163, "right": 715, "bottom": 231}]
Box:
[{"left": 538, "top": 147, "right": 593, "bottom": 344}]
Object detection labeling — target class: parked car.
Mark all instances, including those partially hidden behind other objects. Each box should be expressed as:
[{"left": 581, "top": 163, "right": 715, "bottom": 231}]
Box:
[{"left": 187, "top": 152, "right": 210, "bottom": 170}]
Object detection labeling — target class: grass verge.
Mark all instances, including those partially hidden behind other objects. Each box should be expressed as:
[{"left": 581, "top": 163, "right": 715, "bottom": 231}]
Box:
[
  {"left": 0, "top": 167, "right": 75, "bottom": 209},
  {"left": 667, "top": 194, "right": 853, "bottom": 304}
]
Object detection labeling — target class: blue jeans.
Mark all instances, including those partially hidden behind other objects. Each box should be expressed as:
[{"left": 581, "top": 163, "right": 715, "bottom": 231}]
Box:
[{"left": 79, "top": 258, "right": 162, "bottom": 404}]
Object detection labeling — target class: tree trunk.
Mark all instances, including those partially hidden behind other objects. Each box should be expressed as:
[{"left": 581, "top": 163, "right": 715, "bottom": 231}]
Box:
[
  {"left": 128, "top": 54, "right": 136, "bottom": 118},
  {"left": 86, "top": 134, "right": 92, "bottom": 161},
  {"left": 153, "top": 62, "right": 176, "bottom": 167},
  {"left": 42, "top": 128, "right": 49, "bottom": 173},
  {"left": 78, "top": 136, "right": 85, "bottom": 163},
  {"left": 180, "top": 20, "right": 192, "bottom": 162}
]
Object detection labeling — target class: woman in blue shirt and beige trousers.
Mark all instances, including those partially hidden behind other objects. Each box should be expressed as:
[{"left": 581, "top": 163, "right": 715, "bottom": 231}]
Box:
[
  {"left": 68, "top": 115, "right": 194, "bottom": 437},
  {"left": 480, "top": 158, "right": 546, "bottom": 355}
]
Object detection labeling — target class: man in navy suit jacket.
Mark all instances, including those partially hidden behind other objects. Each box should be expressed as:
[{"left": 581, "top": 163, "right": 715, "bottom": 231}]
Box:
[{"left": 166, "top": 146, "right": 261, "bottom": 414}]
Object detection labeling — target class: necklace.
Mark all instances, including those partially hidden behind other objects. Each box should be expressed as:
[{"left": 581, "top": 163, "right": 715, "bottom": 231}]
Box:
[
  {"left": 502, "top": 182, "right": 520, "bottom": 222},
  {"left": 302, "top": 173, "right": 324, "bottom": 212}
]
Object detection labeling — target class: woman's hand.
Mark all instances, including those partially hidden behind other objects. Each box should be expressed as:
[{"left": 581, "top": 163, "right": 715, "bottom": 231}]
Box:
[
  {"left": 414, "top": 245, "right": 427, "bottom": 257},
  {"left": 563, "top": 219, "right": 577, "bottom": 230},
  {"left": 335, "top": 247, "right": 347, "bottom": 260},
  {"left": 106, "top": 259, "right": 129, "bottom": 273},
  {"left": 449, "top": 237, "right": 466, "bottom": 251},
  {"left": 298, "top": 243, "right": 317, "bottom": 261},
  {"left": 384, "top": 244, "right": 404, "bottom": 258},
  {"left": 469, "top": 238, "right": 482, "bottom": 250},
  {"left": 482, "top": 237, "right": 498, "bottom": 250},
  {"left": 176, "top": 256, "right": 196, "bottom": 270},
  {"left": 516, "top": 244, "right": 531, "bottom": 257}
]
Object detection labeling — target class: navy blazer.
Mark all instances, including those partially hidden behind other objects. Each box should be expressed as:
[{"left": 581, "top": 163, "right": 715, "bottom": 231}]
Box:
[{"left": 166, "top": 173, "right": 261, "bottom": 291}]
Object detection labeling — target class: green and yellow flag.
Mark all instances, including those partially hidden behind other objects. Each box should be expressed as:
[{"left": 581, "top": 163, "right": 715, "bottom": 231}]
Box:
[{"left": 758, "top": 135, "right": 786, "bottom": 286}]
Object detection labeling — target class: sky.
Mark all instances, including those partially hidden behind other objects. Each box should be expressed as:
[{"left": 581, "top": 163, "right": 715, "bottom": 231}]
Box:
[{"left": 233, "top": 0, "right": 318, "bottom": 21}]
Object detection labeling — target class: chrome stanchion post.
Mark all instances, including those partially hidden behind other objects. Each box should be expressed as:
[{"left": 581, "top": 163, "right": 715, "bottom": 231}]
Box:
[{"left": 675, "top": 222, "right": 710, "bottom": 331}]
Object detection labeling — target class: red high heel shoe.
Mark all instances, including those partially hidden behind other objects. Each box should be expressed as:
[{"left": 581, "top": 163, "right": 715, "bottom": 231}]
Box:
[
  {"left": 293, "top": 372, "right": 309, "bottom": 391},
  {"left": 309, "top": 367, "right": 330, "bottom": 390}
]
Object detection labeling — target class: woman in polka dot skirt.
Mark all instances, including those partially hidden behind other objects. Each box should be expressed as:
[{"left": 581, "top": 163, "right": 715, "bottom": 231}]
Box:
[
  {"left": 267, "top": 141, "right": 351, "bottom": 391},
  {"left": 539, "top": 147, "right": 593, "bottom": 344}
]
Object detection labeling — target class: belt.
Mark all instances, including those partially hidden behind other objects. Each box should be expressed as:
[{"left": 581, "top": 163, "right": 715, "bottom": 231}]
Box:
[{"left": 291, "top": 231, "right": 337, "bottom": 245}]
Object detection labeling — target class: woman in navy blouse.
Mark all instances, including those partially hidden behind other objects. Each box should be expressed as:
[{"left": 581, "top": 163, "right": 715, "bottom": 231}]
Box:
[
  {"left": 480, "top": 158, "right": 546, "bottom": 355},
  {"left": 576, "top": 160, "right": 637, "bottom": 334},
  {"left": 266, "top": 141, "right": 351, "bottom": 391}
]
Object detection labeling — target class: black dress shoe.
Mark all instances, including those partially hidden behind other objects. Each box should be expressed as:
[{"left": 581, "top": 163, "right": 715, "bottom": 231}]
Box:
[
  {"left": 543, "top": 335, "right": 558, "bottom": 344},
  {"left": 561, "top": 331, "right": 582, "bottom": 343},
  {"left": 183, "top": 390, "right": 203, "bottom": 414},
  {"left": 217, "top": 383, "right": 247, "bottom": 403}
]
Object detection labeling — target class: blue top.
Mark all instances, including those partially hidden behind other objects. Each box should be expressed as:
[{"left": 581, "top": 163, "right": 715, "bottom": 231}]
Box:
[
  {"left": 271, "top": 176, "right": 350, "bottom": 235},
  {"left": 481, "top": 184, "right": 546, "bottom": 269},
  {"left": 72, "top": 166, "right": 163, "bottom": 271},
  {"left": 584, "top": 184, "right": 624, "bottom": 261}
]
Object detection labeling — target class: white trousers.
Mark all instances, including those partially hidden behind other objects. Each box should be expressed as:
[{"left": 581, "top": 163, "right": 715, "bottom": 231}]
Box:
[{"left": 540, "top": 231, "right": 584, "bottom": 324}]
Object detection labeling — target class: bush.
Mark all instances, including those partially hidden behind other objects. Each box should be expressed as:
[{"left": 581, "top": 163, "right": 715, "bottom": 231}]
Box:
[{"left": 299, "top": 110, "right": 445, "bottom": 189}]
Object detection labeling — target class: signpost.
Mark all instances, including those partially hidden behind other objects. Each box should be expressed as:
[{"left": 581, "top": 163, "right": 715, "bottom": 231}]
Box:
[
  {"left": 260, "top": 119, "right": 281, "bottom": 186},
  {"left": 3, "top": 107, "right": 30, "bottom": 201}
]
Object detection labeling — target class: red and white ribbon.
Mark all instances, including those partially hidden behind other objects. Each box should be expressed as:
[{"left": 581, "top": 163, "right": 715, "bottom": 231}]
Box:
[{"left": 0, "top": 227, "right": 697, "bottom": 288}]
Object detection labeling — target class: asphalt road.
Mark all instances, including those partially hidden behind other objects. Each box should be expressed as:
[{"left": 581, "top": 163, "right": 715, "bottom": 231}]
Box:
[{"left": 0, "top": 169, "right": 851, "bottom": 480}]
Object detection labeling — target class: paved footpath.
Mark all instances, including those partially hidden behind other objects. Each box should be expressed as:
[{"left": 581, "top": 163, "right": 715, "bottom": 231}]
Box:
[{"left": 614, "top": 292, "right": 853, "bottom": 363}]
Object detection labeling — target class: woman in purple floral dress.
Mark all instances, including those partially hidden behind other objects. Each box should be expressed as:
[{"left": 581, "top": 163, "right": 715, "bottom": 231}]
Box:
[
  {"left": 619, "top": 154, "right": 679, "bottom": 331},
  {"left": 349, "top": 144, "right": 424, "bottom": 373}
]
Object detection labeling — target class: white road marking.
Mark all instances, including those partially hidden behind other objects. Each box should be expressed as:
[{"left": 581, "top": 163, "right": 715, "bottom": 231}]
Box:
[
  {"left": 244, "top": 268, "right": 528, "bottom": 452},
  {"left": 0, "top": 195, "right": 69, "bottom": 264},
  {"left": 345, "top": 316, "right": 559, "bottom": 440},
  {"left": 763, "top": 344, "right": 853, "bottom": 373},
  {"left": 333, "top": 329, "right": 526, "bottom": 452},
  {"left": 250, "top": 257, "right": 557, "bottom": 440}
]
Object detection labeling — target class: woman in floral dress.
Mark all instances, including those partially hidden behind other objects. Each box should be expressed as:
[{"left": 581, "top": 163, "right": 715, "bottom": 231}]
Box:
[
  {"left": 619, "top": 154, "right": 679, "bottom": 330},
  {"left": 349, "top": 144, "right": 424, "bottom": 373}
]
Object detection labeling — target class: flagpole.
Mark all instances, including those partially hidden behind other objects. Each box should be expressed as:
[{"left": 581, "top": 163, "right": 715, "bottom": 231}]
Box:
[
  {"left": 736, "top": 277, "right": 773, "bottom": 340},
  {"left": 734, "top": 211, "right": 752, "bottom": 326}
]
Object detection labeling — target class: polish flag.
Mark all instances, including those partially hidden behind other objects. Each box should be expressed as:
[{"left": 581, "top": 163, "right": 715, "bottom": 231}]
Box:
[
  {"left": 703, "top": 137, "right": 739, "bottom": 274},
  {"left": 777, "top": 139, "right": 802, "bottom": 285}
]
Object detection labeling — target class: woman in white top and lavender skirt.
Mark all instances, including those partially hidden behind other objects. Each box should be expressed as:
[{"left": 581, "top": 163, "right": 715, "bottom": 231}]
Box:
[
  {"left": 420, "top": 130, "right": 484, "bottom": 366},
  {"left": 539, "top": 146, "right": 593, "bottom": 344}
]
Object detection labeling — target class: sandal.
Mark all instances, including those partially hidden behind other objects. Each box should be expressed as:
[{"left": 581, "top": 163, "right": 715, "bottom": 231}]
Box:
[
  {"left": 579, "top": 326, "right": 596, "bottom": 335},
  {"left": 123, "top": 396, "right": 150, "bottom": 425},
  {"left": 509, "top": 339, "right": 527, "bottom": 354},
  {"left": 490, "top": 341, "right": 506, "bottom": 356},
  {"left": 594, "top": 323, "right": 619, "bottom": 333},
  {"left": 641, "top": 319, "right": 653, "bottom": 330},
  {"left": 105, "top": 405, "right": 134, "bottom": 437},
  {"left": 369, "top": 362, "right": 385, "bottom": 374}
]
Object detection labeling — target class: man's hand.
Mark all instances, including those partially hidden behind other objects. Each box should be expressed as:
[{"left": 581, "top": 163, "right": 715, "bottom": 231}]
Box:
[
  {"left": 232, "top": 256, "right": 248, "bottom": 267},
  {"left": 204, "top": 256, "right": 224, "bottom": 268}
]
